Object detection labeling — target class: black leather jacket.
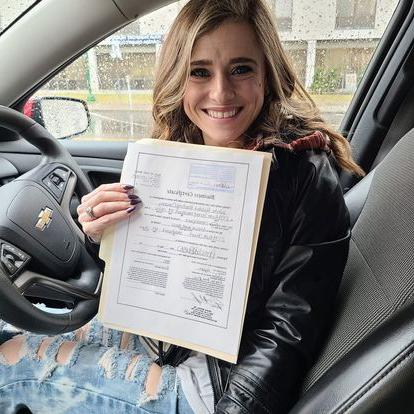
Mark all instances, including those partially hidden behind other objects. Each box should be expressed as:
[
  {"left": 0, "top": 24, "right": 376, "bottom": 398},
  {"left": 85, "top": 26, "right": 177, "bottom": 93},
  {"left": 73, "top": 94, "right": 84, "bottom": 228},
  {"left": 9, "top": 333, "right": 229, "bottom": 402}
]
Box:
[
  {"left": 210, "top": 144, "right": 350, "bottom": 413},
  {"left": 88, "top": 142, "right": 350, "bottom": 413}
]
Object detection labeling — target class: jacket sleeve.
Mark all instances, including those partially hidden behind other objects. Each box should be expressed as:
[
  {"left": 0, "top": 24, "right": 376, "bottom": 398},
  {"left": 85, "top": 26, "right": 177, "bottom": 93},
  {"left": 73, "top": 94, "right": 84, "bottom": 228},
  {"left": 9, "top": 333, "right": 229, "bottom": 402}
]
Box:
[{"left": 215, "top": 149, "right": 351, "bottom": 414}]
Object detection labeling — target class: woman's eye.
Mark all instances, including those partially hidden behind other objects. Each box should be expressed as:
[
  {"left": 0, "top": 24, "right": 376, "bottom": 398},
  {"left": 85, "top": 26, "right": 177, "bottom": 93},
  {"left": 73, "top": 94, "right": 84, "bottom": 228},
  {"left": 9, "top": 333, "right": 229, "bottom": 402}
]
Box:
[
  {"left": 232, "top": 65, "right": 253, "bottom": 75},
  {"left": 190, "top": 68, "right": 210, "bottom": 78}
]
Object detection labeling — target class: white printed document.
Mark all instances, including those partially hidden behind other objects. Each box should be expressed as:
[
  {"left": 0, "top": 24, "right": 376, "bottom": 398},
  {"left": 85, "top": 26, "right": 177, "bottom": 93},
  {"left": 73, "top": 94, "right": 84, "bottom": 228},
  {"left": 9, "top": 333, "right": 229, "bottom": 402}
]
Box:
[{"left": 98, "top": 139, "right": 271, "bottom": 363}]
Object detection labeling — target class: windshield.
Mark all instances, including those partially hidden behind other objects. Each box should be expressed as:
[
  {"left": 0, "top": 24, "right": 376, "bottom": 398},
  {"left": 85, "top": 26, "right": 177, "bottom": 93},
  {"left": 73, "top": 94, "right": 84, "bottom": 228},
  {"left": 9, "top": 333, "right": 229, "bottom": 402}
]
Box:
[{"left": 0, "top": 0, "right": 39, "bottom": 34}]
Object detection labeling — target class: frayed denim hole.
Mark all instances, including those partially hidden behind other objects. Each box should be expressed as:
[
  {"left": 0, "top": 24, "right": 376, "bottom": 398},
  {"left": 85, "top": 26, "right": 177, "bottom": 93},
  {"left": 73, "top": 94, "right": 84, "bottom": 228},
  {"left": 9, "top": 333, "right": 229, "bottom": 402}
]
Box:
[
  {"left": 101, "top": 326, "right": 111, "bottom": 347},
  {"left": 38, "top": 336, "right": 68, "bottom": 381},
  {"left": 0, "top": 334, "right": 27, "bottom": 367},
  {"left": 124, "top": 354, "right": 155, "bottom": 406},
  {"left": 60, "top": 331, "right": 76, "bottom": 341},
  {"left": 25, "top": 334, "right": 50, "bottom": 360},
  {"left": 156, "top": 365, "right": 177, "bottom": 399},
  {"left": 92, "top": 345, "right": 112, "bottom": 374},
  {"left": 73, "top": 320, "right": 95, "bottom": 343},
  {"left": 125, "top": 333, "right": 136, "bottom": 351},
  {"left": 0, "top": 352, "right": 8, "bottom": 364},
  {"left": 98, "top": 347, "right": 123, "bottom": 379},
  {"left": 119, "top": 332, "right": 131, "bottom": 350},
  {"left": 113, "top": 349, "right": 135, "bottom": 379},
  {"left": 0, "top": 334, "right": 35, "bottom": 366},
  {"left": 85, "top": 317, "right": 103, "bottom": 344},
  {"left": 65, "top": 341, "right": 86, "bottom": 368},
  {"left": 107, "top": 328, "right": 123, "bottom": 348},
  {"left": 128, "top": 353, "right": 152, "bottom": 384}
]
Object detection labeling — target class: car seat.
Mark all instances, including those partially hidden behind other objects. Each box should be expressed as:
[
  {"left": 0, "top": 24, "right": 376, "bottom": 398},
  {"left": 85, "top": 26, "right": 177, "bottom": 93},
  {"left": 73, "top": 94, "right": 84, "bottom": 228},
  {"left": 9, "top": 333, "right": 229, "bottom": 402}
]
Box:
[{"left": 290, "top": 128, "right": 414, "bottom": 413}]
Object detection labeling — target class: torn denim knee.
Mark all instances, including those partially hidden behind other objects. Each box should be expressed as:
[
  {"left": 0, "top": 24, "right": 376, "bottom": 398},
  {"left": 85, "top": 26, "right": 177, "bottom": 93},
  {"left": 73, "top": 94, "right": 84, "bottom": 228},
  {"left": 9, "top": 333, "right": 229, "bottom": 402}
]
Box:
[
  {"left": 82, "top": 318, "right": 123, "bottom": 348},
  {"left": 0, "top": 334, "right": 45, "bottom": 366},
  {"left": 37, "top": 336, "right": 68, "bottom": 380},
  {"left": 136, "top": 363, "right": 176, "bottom": 406}
]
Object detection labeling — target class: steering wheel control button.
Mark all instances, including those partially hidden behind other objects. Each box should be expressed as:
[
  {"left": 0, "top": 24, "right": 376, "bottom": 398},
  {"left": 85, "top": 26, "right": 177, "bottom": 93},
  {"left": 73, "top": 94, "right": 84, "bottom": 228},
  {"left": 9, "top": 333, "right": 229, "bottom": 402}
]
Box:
[
  {"left": 51, "top": 174, "right": 62, "bottom": 186},
  {"left": 42, "top": 167, "right": 70, "bottom": 202},
  {"left": 0, "top": 242, "right": 30, "bottom": 278}
]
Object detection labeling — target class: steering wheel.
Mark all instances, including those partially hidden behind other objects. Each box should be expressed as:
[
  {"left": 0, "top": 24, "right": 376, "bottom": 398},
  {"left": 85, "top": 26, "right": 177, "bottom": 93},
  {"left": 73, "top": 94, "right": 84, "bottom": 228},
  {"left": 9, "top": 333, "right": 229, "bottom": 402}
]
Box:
[{"left": 0, "top": 105, "right": 101, "bottom": 334}]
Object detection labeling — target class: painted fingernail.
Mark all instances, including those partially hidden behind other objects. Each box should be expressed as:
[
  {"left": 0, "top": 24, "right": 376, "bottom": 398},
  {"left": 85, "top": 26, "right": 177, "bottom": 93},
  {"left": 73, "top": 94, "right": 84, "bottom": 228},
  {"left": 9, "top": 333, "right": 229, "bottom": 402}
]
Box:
[
  {"left": 130, "top": 199, "right": 141, "bottom": 205},
  {"left": 128, "top": 194, "right": 140, "bottom": 200},
  {"left": 126, "top": 206, "right": 136, "bottom": 213},
  {"left": 122, "top": 184, "right": 134, "bottom": 190}
]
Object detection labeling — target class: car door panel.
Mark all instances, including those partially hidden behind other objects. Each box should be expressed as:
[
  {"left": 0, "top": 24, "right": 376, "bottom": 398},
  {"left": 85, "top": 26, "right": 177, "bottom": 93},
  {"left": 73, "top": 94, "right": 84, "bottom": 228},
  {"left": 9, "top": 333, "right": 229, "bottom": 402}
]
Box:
[{"left": 339, "top": 0, "right": 414, "bottom": 191}]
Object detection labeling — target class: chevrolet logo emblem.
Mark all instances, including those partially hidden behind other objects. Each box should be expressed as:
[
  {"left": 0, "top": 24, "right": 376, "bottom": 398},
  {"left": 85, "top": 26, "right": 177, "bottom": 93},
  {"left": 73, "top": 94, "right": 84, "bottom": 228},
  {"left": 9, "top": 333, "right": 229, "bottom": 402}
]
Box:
[{"left": 35, "top": 207, "right": 53, "bottom": 231}]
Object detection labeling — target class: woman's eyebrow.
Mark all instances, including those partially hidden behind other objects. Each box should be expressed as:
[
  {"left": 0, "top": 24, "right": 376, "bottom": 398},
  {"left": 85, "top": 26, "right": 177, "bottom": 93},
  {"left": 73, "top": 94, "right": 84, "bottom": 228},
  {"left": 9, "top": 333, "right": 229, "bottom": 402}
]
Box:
[
  {"left": 229, "top": 57, "right": 257, "bottom": 65},
  {"left": 190, "top": 59, "right": 212, "bottom": 66},
  {"left": 190, "top": 57, "right": 257, "bottom": 66}
]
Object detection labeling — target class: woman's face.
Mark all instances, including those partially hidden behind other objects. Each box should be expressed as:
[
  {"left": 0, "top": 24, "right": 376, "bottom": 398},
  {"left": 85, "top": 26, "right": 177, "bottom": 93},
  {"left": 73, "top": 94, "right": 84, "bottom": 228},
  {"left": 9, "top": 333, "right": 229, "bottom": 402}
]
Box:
[{"left": 183, "top": 21, "right": 266, "bottom": 148}]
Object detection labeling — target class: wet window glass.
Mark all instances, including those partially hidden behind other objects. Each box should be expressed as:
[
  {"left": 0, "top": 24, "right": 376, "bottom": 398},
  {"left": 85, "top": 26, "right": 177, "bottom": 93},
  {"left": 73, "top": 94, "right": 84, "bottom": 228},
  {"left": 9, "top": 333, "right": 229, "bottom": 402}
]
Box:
[
  {"left": 33, "top": 0, "right": 400, "bottom": 141},
  {"left": 0, "top": 0, "right": 38, "bottom": 33}
]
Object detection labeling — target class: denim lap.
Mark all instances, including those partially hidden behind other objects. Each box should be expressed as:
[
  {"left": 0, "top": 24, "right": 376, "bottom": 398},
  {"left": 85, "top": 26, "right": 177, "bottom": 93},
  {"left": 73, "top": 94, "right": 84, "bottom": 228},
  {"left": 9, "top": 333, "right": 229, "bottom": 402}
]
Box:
[{"left": 0, "top": 319, "right": 194, "bottom": 414}]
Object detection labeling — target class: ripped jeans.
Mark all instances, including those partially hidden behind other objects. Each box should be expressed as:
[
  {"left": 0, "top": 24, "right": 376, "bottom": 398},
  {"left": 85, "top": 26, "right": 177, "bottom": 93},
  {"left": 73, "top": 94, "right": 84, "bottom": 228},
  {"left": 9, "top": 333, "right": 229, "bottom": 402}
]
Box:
[{"left": 0, "top": 318, "right": 194, "bottom": 414}]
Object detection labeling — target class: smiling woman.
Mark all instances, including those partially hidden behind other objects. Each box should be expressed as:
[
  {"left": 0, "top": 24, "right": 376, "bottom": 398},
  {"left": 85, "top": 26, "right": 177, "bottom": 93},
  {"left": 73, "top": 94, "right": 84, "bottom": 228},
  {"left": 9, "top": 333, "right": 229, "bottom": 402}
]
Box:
[{"left": 0, "top": 0, "right": 360, "bottom": 413}]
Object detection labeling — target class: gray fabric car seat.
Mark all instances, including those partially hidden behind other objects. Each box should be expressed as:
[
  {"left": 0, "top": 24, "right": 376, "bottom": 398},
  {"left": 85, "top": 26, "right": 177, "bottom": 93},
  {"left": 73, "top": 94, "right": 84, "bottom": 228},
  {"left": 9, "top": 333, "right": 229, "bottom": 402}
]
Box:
[{"left": 290, "top": 128, "right": 414, "bottom": 413}]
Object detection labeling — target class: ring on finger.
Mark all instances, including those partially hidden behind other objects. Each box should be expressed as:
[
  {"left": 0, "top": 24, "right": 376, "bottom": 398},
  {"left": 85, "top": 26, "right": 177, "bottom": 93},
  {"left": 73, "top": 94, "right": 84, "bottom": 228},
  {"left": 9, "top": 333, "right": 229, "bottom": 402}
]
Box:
[{"left": 86, "top": 206, "right": 97, "bottom": 220}]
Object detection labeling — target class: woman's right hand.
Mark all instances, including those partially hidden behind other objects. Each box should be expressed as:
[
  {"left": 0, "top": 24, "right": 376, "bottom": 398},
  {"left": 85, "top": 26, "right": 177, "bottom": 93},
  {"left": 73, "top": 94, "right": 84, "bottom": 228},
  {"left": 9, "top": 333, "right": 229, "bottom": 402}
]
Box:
[{"left": 77, "top": 183, "right": 141, "bottom": 243}]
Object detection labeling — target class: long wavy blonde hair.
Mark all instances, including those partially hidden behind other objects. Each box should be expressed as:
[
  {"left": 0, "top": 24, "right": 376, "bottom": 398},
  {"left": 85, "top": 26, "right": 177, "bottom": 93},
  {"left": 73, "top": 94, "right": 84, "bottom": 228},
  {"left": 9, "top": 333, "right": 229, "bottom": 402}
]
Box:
[{"left": 152, "top": 0, "right": 363, "bottom": 175}]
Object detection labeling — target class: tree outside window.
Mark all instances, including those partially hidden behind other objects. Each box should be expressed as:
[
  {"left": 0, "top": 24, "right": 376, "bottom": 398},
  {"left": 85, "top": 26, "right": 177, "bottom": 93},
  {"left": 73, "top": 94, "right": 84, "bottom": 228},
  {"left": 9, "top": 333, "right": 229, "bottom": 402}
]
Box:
[{"left": 336, "top": 0, "right": 377, "bottom": 29}]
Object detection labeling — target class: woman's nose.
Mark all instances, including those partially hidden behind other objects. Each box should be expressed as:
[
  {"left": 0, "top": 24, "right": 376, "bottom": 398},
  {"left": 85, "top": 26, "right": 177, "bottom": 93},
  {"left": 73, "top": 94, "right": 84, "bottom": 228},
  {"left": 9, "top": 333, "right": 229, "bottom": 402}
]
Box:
[{"left": 209, "top": 74, "right": 235, "bottom": 102}]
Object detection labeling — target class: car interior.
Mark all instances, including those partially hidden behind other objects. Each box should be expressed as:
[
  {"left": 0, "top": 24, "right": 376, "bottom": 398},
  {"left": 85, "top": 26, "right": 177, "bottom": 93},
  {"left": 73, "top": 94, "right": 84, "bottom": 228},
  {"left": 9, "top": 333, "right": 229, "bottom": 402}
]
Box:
[{"left": 1, "top": 0, "right": 414, "bottom": 412}]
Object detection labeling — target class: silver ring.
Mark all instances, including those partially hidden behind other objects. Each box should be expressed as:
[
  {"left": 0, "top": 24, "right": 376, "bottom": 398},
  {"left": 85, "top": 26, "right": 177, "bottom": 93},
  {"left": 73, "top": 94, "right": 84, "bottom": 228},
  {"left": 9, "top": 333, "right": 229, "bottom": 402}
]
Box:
[{"left": 86, "top": 206, "right": 96, "bottom": 220}]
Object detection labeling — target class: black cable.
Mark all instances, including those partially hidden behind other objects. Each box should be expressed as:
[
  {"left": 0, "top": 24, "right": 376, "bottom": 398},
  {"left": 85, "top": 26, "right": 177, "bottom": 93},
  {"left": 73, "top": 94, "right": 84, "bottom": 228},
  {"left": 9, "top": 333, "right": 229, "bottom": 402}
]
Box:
[{"left": 158, "top": 340, "right": 164, "bottom": 366}]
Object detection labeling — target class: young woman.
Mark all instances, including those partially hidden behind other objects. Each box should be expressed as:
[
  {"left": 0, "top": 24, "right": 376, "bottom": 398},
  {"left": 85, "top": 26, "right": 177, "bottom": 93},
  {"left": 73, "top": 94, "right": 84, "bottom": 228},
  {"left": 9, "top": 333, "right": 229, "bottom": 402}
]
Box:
[{"left": 0, "top": 0, "right": 362, "bottom": 413}]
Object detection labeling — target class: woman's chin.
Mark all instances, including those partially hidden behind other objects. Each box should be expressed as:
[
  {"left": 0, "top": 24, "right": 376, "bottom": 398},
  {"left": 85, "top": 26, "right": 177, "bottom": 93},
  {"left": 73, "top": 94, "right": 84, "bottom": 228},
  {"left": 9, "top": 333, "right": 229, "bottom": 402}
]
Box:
[{"left": 203, "top": 136, "right": 243, "bottom": 148}]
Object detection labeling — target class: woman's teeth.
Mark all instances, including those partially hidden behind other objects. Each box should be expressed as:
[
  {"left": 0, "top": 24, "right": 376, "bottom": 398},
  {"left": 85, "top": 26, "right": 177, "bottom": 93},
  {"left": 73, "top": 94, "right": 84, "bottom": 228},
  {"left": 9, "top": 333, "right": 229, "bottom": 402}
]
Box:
[{"left": 206, "top": 108, "right": 239, "bottom": 119}]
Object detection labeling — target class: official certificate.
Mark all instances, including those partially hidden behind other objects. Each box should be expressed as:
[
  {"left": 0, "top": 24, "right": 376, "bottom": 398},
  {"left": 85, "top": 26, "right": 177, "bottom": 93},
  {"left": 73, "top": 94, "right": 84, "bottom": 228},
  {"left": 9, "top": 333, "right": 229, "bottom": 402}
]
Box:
[{"left": 98, "top": 139, "right": 271, "bottom": 362}]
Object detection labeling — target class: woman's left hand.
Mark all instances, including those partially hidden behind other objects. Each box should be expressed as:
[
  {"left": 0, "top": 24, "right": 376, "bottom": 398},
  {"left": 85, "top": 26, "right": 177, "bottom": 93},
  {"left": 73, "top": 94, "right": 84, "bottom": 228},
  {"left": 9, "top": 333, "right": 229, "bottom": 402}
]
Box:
[{"left": 77, "top": 183, "right": 140, "bottom": 243}]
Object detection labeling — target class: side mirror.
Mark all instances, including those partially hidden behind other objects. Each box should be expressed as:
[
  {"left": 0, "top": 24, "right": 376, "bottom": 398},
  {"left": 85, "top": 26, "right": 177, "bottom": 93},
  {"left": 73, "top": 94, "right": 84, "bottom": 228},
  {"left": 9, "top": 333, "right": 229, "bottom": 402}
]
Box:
[{"left": 23, "top": 97, "right": 90, "bottom": 139}]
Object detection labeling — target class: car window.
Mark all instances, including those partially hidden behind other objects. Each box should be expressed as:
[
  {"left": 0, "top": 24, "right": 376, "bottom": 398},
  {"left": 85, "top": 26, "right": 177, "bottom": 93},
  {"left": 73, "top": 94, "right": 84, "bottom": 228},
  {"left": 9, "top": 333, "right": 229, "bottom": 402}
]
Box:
[
  {"left": 0, "top": 0, "right": 39, "bottom": 34},
  {"left": 32, "top": 0, "right": 400, "bottom": 141}
]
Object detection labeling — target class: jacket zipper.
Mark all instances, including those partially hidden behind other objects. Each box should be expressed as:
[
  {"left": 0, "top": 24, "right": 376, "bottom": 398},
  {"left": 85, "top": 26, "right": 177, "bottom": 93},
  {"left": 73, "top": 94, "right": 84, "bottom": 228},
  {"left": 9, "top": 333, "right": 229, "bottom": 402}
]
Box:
[{"left": 206, "top": 355, "right": 224, "bottom": 407}]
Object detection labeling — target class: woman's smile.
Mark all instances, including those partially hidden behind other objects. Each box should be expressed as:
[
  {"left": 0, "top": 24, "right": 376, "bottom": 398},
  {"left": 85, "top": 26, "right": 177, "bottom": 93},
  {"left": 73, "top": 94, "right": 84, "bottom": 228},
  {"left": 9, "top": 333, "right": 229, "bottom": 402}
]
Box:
[{"left": 202, "top": 106, "right": 243, "bottom": 120}]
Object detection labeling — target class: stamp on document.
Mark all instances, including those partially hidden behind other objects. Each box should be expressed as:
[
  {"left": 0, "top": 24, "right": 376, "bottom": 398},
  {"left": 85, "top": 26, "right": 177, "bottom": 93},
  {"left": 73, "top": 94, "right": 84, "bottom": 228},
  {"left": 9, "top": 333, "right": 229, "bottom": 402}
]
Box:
[{"left": 188, "top": 163, "right": 236, "bottom": 193}]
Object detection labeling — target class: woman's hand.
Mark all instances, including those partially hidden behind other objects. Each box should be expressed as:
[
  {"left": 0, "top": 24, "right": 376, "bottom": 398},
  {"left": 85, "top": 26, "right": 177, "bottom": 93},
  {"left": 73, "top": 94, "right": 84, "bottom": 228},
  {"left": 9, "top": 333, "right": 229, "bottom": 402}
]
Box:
[{"left": 77, "top": 183, "right": 141, "bottom": 243}]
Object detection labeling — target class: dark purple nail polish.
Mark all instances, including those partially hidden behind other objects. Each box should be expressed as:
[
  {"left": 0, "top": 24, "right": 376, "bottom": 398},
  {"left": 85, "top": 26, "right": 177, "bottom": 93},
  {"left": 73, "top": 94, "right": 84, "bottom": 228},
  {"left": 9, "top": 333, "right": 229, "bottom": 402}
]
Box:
[
  {"left": 128, "top": 194, "right": 140, "bottom": 200},
  {"left": 126, "top": 206, "right": 136, "bottom": 213},
  {"left": 130, "top": 199, "right": 141, "bottom": 205},
  {"left": 122, "top": 184, "right": 134, "bottom": 190}
]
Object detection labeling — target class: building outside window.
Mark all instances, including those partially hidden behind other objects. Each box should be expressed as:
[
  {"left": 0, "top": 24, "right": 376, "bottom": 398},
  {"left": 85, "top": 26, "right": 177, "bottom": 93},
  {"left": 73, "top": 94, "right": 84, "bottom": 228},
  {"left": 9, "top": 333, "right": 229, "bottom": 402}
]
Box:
[
  {"left": 31, "top": 0, "right": 399, "bottom": 138},
  {"left": 273, "top": 0, "right": 293, "bottom": 31},
  {"left": 336, "top": 0, "right": 377, "bottom": 29}
]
